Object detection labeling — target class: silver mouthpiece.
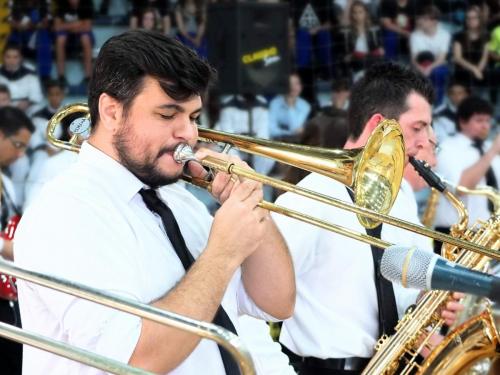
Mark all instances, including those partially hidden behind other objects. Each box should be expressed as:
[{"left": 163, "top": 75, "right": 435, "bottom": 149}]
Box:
[{"left": 173, "top": 144, "right": 198, "bottom": 164}]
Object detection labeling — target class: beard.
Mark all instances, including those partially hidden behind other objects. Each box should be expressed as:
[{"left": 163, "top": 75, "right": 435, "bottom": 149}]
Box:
[{"left": 113, "top": 123, "right": 183, "bottom": 189}]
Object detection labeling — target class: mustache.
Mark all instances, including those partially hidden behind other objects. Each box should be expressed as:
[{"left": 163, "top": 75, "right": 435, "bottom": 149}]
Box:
[{"left": 157, "top": 143, "right": 183, "bottom": 158}]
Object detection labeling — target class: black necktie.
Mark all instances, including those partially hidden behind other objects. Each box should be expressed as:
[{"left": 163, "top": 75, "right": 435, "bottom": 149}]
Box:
[
  {"left": 139, "top": 188, "right": 239, "bottom": 375},
  {"left": 367, "top": 224, "right": 399, "bottom": 337},
  {"left": 347, "top": 189, "right": 398, "bottom": 336},
  {"left": 472, "top": 139, "right": 498, "bottom": 212}
]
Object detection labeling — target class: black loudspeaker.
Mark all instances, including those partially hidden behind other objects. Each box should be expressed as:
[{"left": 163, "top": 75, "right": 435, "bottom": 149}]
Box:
[{"left": 207, "top": 2, "right": 290, "bottom": 95}]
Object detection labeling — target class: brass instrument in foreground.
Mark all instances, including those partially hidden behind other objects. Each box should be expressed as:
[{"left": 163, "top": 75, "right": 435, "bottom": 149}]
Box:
[
  {"left": 0, "top": 260, "right": 255, "bottom": 374},
  {"left": 47, "top": 103, "right": 500, "bottom": 261}
]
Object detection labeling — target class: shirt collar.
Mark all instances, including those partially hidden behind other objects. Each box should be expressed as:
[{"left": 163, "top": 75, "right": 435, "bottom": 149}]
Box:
[{"left": 78, "top": 141, "right": 145, "bottom": 203}]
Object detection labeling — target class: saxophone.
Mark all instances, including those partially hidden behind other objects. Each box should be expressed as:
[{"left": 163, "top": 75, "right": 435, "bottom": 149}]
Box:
[
  {"left": 421, "top": 188, "right": 439, "bottom": 228},
  {"left": 361, "top": 158, "right": 496, "bottom": 375}
]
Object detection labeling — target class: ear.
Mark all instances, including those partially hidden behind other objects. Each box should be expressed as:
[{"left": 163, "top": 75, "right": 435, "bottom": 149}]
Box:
[
  {"left": 365, "top": 113, "right": 385, "bottom": 133},
  {"left": 97, "top": 93, "right": 123, "bottom": 133}
]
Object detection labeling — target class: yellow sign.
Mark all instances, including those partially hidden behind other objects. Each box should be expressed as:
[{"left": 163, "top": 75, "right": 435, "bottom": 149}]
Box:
[{"left": 242, "top": 46, "right": 279, "bottom": 65}]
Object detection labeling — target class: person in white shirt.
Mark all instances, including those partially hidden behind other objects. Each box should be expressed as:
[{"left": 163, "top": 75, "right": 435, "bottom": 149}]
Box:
[
  {"left": 0, "top": 106, "right": 34, "bottom": 375},
  {"left": 273, "top": 62, "right": 463, "bottom": 375},
  {"left": 14, "top": 30, "right": 295, "bottom": 375},
  {"left": 409, "top": 6, "right": 451, "bottom": 105},
  {"left": 0, "top": 43, "right": 43, "bottom": 115},
  {"left": 434, "top": 96, "right": 499, "bottom": 248},
  {"left": 432, "top": 80, "right": 470, "bottom": 142}
]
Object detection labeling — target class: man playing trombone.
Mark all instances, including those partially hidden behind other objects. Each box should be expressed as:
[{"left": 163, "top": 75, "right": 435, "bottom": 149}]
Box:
[
  {"left": 14, "top": 30, "right": 295, "bottom": 374},
  {"left": 273, "top": 62, "right": 464, "bottom": 375}
]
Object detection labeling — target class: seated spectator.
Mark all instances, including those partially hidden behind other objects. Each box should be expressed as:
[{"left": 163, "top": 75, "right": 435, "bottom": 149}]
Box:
[
  {"left": 139, "top": 7, "right": 158, "bottom": 31},
  {"left": 8, "top": 0, "right": 52, "bottom": 82},
  {"left": 175, "top": 0, "right": 207, "bottom": 57},
  {"left": 54, "top": 0, "right": 94, "bottom": 88},
  {"left": 130, "top": 0, "right": 171, "bottom": 35},
  {"left": 433, "top": 80, "right": 470, "bottom": 142},
  {"left": 290, "top": 0, "right": 335, "bottom": 104},
  {"left": 0, "top": 43, "right": 43, "bottom": 114},
  {"left": 410, "top": 6, "right": 451, "bottom": 105},
  {"left": 0, "top": 84, "right": 11, "bottom": 107},
  {"left": 379, "top": 0, "right": 418, "bottom": 61},
  {"left": 339, "top": 1, "right": 384, "bottom": 80},
  {"left": 452, "top": 6, "right": 490, "bottom": 94},
  {"left": 269, "top": 73, "right": 311, "bottom": 141}
]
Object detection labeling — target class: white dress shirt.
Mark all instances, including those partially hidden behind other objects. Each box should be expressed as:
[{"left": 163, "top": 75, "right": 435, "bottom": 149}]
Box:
[
  {"left": 15, "top": 142, "right": 275, "bottom": 374},
  {"left": 273, "top": 172, "right": 431, "bottom": 359},
  {"left": 435, "top": 133, "right": 500, "bottom": 227}
]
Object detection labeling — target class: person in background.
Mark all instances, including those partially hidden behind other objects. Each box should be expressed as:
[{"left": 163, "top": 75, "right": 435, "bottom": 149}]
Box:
[
  {"left": 339, "top": 1, "right": 384, "bottom": 80},
  {"left": 434, "top": 96, "right": 499, "bottom": 252},
  {"left": 54, "top": 0, "right": 94, "bottom": 88},
  {"left": 452, "top": 5, "right": 490, "bottom": 94},
  {"left": 269, "top": 73, "right": 311, "bottom": 142},
  {"left": 0, "top": 43, "right": 43, "bottom": 114},
  {"left": 410, "top": 5, "right": 451, "bottom": 105},
  {"left": 130, "top": 0, "right": 172, "bottom": 35},
  {"left": 0, "top": 84, "right": 12, "bottom": 107},
  {"left": 379, "top": 0, "right": 417, "bottom": 61},
  {"left": 7, "top": 0, "right": 52, "bottom": 83},
  {"left": 433, "top": 80, "right": 470, "bottom": 142},
  {"left": 0, "top": 106, "right": 34, "bottom": 375},
  {"left": 175, "top": 0, "right": 207, "bottom": 57}
]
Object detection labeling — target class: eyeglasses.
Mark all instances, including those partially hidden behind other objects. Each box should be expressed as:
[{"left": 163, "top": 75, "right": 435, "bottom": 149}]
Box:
[
  {"left": 7, "top": 137, "right": 28, "bottom": 150},
  {"left": 430, "top": 141, "right": 440, "bottom": 154}
]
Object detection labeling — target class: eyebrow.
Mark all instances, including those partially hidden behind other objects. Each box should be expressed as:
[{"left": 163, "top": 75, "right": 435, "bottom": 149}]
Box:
[{"left": 157, "top": 104, "right": 202, "bottom": 115}]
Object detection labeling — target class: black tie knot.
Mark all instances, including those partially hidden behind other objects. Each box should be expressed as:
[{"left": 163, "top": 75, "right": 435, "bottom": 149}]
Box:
[
  {"left": 139, "top": 188, "right": 163, "bottom": 213},
  {"left": 472, "top": 138, "right": 485, "bottom": 154}
]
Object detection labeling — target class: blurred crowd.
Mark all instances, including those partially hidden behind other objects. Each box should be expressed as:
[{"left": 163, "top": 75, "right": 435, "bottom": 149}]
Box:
[{"left": 1, "top": 0, "right": 500, "bottom": 220}]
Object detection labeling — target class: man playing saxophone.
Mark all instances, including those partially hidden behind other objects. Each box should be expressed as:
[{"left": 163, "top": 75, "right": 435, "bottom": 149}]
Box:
[{"left": 274, "top": 62, "right": 464, "bottom": 375}]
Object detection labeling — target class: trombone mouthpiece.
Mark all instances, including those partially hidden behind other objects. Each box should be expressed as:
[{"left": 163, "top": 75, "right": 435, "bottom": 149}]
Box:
[{"left": 173, "top": 144, "right": 197, "bottom": 164}]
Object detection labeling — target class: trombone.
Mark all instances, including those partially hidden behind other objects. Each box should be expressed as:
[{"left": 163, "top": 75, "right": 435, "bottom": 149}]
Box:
[
  {"left": 46, "top": 103, "right": 500, "bottom": 261},
  {"left": 0, "top": 259, "right": 255, "bottom": 374}
]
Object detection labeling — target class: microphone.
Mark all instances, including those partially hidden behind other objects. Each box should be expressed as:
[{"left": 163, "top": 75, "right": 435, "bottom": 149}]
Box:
[{"left": 380, "top": 245, "right": 500, "bottom": 302}]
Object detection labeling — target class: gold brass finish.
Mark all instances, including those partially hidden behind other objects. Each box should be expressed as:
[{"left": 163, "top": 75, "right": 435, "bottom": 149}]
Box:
[
  {"left": 199, "top": 122, "right": 405, "bottom": 229},
  {"left": 362, "top": 213, "right": 500, "bottom": 375},
  {"left": 47, "top": 103, "right": 500, "bottom": 261}
]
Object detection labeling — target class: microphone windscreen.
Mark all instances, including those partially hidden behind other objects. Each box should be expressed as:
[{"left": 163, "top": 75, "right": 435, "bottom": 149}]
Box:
[{"left": 380, "top": 245, "right": 434, "bottom": 289}]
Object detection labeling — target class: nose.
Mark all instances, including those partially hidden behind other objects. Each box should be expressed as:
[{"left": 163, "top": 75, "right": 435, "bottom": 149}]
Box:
[{"left": 173, "top": 116, "right": 198, "bottom": 144}]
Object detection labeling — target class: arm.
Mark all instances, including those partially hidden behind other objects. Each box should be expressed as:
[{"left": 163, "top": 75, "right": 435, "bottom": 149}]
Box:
[
  {"left": 453, "top": 41, "right": 480, "bottom": 73},
  {"left": 478, "top": 43, "right": 490, "bottom": 71},
  {"left": 459, "top": 135, "right": 500, "bottom": 189},
  {"left": 240, "top": 217, "right": 295, "bottom": 320},
  {"left": 381, "top": 17, "right": 410, "bottom": 37}
]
